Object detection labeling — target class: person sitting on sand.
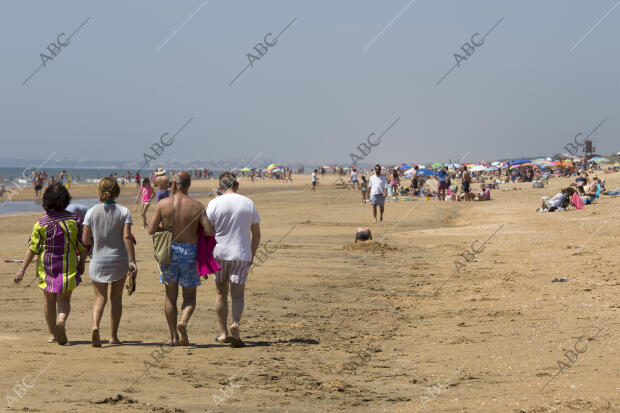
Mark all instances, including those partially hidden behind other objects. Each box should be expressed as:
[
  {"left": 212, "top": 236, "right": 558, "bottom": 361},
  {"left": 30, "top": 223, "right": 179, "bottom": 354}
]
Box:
[
  {"left": 82, "top": 178, "right": 137, "bottom": 347},
  {"left": 149, "top": 171, "right": 214, "bottom": 346},
  {"left": 355, "top": 227, "right": 373, "bottom": 243},
  {"left": 14, "top": 183, "right": 88, "bottom": 345}
]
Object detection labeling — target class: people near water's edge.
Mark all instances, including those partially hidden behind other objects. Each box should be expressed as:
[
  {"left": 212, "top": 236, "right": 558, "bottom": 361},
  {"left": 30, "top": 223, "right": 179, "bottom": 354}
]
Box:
[
  {"left": 82, "top": 178, "right": 137, "bottom": 347},
  {"left": 207, "top": 172, "right": 261, "bottom": 348},
  {"left": 135, "top": 177, "right": 154, "bottom": 229},
  {"left": 148, "top": 171, "right": 214, "bottom": 346},
  {"left": 369, "top": 164, "right": 388, "bottom": 222},
  {"left": 14, "top": 183, "right": 88, "bottom": 345}
]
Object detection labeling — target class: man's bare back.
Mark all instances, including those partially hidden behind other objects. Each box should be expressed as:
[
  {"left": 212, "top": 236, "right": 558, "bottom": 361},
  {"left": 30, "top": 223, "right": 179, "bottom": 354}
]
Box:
[{"left": 149, "top": 193, "right": 213, "bottom": 243}]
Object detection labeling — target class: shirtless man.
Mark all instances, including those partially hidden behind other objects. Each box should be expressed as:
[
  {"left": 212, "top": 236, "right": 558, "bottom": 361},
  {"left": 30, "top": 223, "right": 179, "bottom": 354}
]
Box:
[{"left": 148, "top": 171, "right": 214, "bottom": 345}]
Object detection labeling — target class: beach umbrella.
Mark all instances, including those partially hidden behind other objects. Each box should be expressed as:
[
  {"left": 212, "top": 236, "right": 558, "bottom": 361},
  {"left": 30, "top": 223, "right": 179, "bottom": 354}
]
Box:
[
  {"left": 510, "top": 158, "right": 531, "bottom": 166},
  {"left": 469, "top": 165, "right": 487, "bottom": 172},
  {"left": 241, "top": 167, "right": 251, "bottom": 172},
  {"left": 267, "top": 163, "right": 278, "bottom": 171},
  {"left": 431, "top": 162, "right": 443, "bottom": 169},
  {"left": 398, "top": 164, "right": 412, "bottom": 170},
  {"left": 417, "top": 168, "right": 436, "bottom": 176},
  {"left": 487, "top": 166, "right": 498, "bottom": 171}
]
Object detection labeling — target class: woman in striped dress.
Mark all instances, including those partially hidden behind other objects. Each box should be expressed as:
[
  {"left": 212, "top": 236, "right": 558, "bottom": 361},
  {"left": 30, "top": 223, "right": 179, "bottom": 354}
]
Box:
[{"left": 14, "top": 183, "right": 88, "bottom": 345}]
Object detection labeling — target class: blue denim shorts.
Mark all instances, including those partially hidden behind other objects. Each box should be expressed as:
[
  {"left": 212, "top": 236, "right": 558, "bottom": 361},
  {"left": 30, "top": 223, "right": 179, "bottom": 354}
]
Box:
[{"left": 160, "top": 243, "right": 201, "bottom": 288}]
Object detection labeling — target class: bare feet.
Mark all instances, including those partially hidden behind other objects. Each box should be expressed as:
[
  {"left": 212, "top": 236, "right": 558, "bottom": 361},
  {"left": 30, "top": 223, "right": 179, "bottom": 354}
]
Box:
[
  {"left": 48, "top": 335, "right": 56, "bottom": 343},
  {"left": 55, "top": 322, "right": 67, "bottom": 346},
  {"left": 215, "top": 334, "right": 230, "bottom": 343},
  {"left": 228, "top": 324, "right": 245, "bottom": 347},
  {"left": 109, "top": 337, "right": 122, "bottom": 345},
  {"left": 92, "top": 328, "right": 101, "bottom": 347},
  {"left": 170, "top": 338, "right": 180, "bottom": 346},
  {"left": 177, "top": 323, "right": 189, "bottom": 346}
]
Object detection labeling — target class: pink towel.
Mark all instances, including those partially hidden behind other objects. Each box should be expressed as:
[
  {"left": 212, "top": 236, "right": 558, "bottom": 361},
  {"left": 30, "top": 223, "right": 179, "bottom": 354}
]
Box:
[
  {"left": 572, "top": 192, "right": 584, "bottom": 210},
  {"left": 196, "top": 224, "right": 220, "bottom": 278}
]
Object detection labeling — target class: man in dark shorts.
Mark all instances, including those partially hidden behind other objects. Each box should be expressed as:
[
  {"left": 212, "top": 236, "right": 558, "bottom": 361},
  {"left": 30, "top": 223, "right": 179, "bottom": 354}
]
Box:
[
  {"left": 436, "top": 166, "right": 448, "bottom": 201},
  {"left": 461, "top": 166, "right": 472, "bottom": 201}
]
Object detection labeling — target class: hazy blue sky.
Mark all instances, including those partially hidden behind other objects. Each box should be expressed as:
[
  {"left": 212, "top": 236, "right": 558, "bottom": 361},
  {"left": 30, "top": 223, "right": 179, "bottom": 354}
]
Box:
[{"left": 1, "top": 0, "right": 618, "bottom": 166}]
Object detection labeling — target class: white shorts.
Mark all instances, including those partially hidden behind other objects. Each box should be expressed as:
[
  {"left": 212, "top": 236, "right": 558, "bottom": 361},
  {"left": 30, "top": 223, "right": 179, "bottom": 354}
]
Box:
[{"left": 215, "top": 260, "right": 251, "bottom": 285}]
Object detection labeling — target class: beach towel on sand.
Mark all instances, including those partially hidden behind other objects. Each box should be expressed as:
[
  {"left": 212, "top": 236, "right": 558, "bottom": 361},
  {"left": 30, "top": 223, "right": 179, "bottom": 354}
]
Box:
[
  {"left": 572, "top": 192, "right": 584, "bottom": 210},
  {"left": 197, "top": 224, "right": 220, "bottom": 278}
]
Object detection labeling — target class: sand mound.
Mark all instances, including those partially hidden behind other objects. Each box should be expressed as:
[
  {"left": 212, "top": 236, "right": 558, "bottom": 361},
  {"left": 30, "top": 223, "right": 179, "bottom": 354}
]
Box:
[{"left": 343, "top": 240, "right": 396, "bottom": 252}]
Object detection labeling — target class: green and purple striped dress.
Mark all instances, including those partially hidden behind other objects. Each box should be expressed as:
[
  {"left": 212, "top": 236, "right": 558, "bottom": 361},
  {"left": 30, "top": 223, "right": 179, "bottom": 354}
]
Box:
[{"left": 28, "top": 211, "right": 87, "bottom": 293}]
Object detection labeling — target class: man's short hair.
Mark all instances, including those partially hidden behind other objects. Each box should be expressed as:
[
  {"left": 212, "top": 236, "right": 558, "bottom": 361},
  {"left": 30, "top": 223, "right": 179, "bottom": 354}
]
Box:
[
  {"left": 42, "top": 183, "right": 71, "bottom": 212},
  {"left": 219, "top": 172, "right": 238, "bottom": 190},
  {"left": 173, "top": 171, "right": 191, "bottom": 190}
]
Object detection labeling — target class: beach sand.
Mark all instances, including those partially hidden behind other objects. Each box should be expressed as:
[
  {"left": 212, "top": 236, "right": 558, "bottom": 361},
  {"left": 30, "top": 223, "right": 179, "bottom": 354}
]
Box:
[{"left": 0, "top": 175, "right": 618, "bottom": 412}]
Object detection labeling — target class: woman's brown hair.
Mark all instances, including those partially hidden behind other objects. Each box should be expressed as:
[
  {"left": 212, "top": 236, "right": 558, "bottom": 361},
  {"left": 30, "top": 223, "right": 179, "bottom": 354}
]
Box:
[{"left": 97, "top": 177, "right": 120, "bottom": 202}]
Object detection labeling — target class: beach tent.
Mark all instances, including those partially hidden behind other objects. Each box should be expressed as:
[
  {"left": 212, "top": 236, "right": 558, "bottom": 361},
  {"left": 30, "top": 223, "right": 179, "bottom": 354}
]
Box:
[
  {"left": 469, "top": 165, "right": 487, "bottom": 172},
  {"left": 510, "top": 159, "right": 531, "bottom": 166},
  {"left": 590, "top": 156, "right": 610, "bottom": 163}
]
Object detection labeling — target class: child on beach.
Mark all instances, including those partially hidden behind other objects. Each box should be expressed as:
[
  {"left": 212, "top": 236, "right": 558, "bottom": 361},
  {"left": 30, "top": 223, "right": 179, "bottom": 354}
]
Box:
[
  {"left": 135, "top": 178, "right": 154, "bottom": 229},
  {"left": 360, "top": 175, "right": 368, "bottom": 204},
  {"left": 14, "top": 183, "right": 88, "bottom": 345},
  {"left": 390, "top": 169, "right": 400, "bottom": 200},
  {"left": 311, "top": 169, "right": 318, "bottom": 191}
]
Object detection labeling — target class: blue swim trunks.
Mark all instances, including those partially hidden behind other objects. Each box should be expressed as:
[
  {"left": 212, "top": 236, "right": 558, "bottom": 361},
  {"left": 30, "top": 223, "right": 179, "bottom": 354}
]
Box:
[{"left": 160, "top": 243, "right": 201, "bottom": 288}]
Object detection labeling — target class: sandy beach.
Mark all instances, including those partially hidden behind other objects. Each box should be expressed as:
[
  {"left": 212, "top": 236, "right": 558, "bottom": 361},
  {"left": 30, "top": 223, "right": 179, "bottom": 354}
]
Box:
[{"left": 0, "top": 174, "right": 618, "bottom": 412}]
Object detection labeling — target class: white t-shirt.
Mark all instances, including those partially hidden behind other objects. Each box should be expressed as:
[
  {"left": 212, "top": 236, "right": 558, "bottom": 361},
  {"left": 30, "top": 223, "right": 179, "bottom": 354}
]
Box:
[
  {"left": 206, "top": 193, "right": 261, "bottom": 261},
  {"left": 351, "top": 171, "right": 358, "bottom": 181},
  {"left": 83, "top": 203, "right": 133, "bottom": 283},
  {"left": 369, "top": 174, "right": 388, "bottom": 196},
  {"left": 312, "top": 172, "right": 317, "bottom": 182}
]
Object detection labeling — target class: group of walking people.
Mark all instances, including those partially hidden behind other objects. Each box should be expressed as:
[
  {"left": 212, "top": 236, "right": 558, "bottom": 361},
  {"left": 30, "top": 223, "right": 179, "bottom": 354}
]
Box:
[{"left": 14, "top": 171, "right": 261, "bottom": 348}]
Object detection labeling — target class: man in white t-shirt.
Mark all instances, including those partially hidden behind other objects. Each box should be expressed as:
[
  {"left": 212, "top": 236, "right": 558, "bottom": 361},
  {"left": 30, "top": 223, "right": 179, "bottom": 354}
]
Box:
[
  {"left": 206, "top": 172, "right": 261, "bottom": 347},
  {"left": 369, "top": 164, "right": 388, "bottom": 222}
]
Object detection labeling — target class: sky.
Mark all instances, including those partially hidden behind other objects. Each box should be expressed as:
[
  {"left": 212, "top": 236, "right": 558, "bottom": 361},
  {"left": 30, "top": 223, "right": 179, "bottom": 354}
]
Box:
[{"left": 1, "top": 0, "right": 619, "bottom": 167}]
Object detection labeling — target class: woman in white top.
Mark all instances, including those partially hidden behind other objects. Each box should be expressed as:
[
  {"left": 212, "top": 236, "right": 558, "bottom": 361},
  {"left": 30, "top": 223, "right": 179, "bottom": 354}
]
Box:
[{"left": 83, "top": 177, "right": 137, "bottom": 347}]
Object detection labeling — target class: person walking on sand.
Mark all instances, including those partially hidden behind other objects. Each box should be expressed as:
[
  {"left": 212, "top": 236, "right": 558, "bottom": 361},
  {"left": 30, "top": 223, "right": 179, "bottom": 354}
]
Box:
[
  {"left": 82, "top": 178, "right": 137, "bottom": 347},
  {"left": 148, "top": 171, "right": 214, "bottom": 346},
  {"left": 207, "top": 173, "right": 261, "bottom": 348},
  {"left": 14, "top": 183, "right": 88, "bottom": 345},
  {"left": 135, "top": 177, "right": 154, "bottom": 229},
  {"left": 369, "top": 164, "right": 388, "bottom": 222},
  {"left": 311, "top": 169, "right": 318, "bottom": 191},
  {"left": 360, "top": 175, "right": 369, "bottom": 204},
  {"left": 461, "top": 166, "right": 472, "bottom": 202}
]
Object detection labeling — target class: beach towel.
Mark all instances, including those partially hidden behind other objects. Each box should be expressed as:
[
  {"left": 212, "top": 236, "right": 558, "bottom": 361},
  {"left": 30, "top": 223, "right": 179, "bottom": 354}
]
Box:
[
  {"left": 196, "top": 224, "right": 220, "bottom": 278},
  {"left": 571, "top": 192, "right": 584, "bottom": 210}
]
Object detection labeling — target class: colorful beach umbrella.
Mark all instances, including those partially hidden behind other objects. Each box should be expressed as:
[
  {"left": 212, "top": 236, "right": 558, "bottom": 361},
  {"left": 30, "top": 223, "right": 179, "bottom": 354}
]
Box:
[
  {"left": 241, "top": 167, "right": 251, "bottom": 172},
  {"left": 417, "top": 168, "right": 436, "bottom": 176},
  {"left": 510, "top": 159, "right": 531, "bottom": 166},
  {"left": 431, "top": 163, "right": 443, "bottom": 169},
  {"left": 590, "top": 156, "right": 610, "bottom": 163}
]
